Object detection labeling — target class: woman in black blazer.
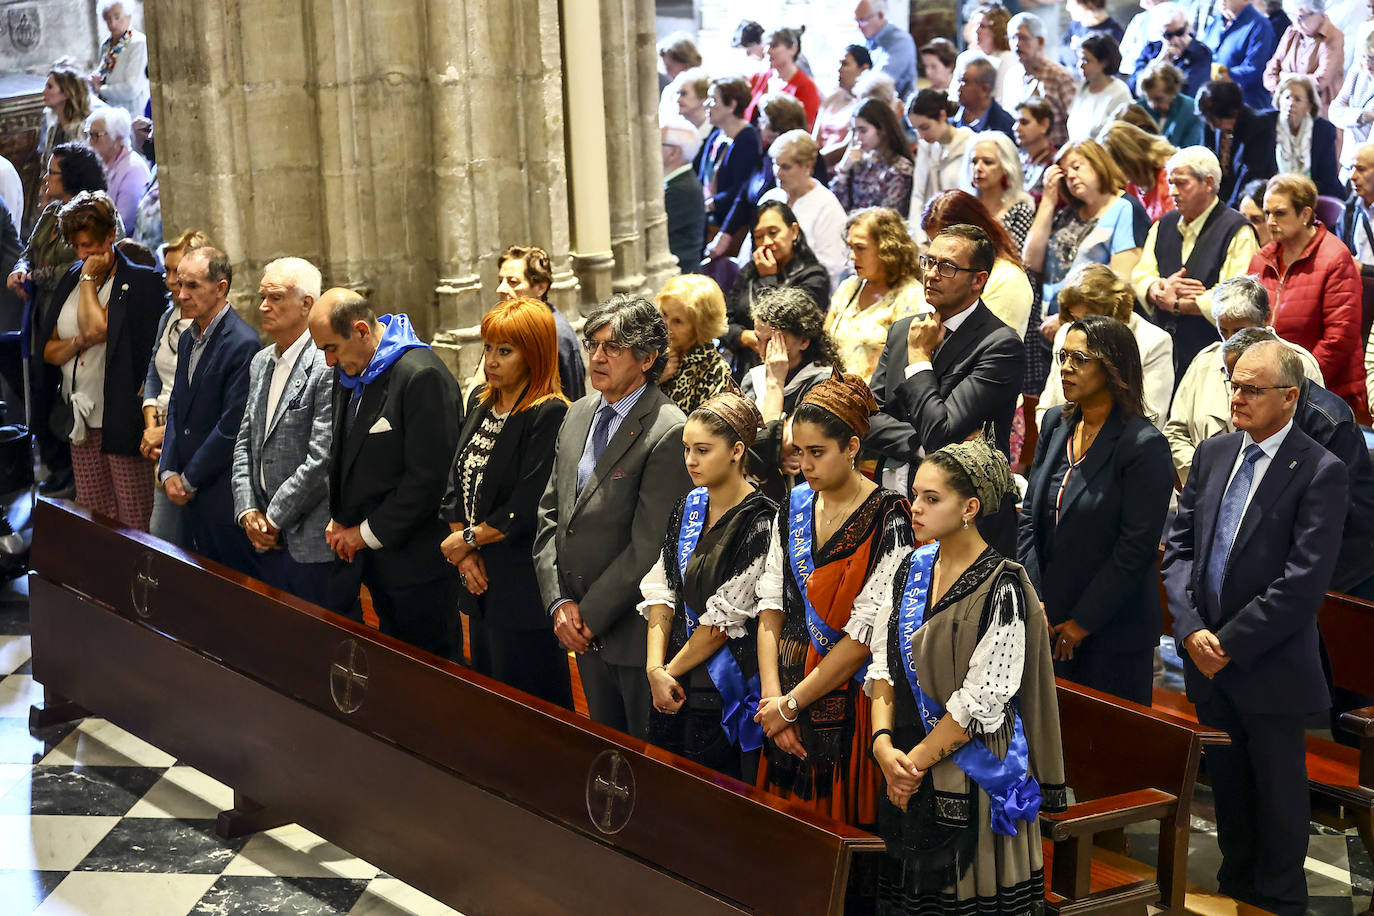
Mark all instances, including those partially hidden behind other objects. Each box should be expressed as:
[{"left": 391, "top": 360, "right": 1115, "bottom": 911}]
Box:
[
  {"left": 39, "top": 191, "right": 163, "bottom": 529},
  {"left": 441, "top": 298, "right": 572, "bottom": 708},
  {"left": 1016, "top": 315, "right": 1174, "bottom": 705}
]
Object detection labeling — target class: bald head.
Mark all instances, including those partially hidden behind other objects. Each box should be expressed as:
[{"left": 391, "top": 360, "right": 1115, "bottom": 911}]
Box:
[
  {"left": 308, "top": 288, "right": 380, "bottom": 377},
  {"left": 1353, "top": 143, "right": 1374, "bottom": 206}
]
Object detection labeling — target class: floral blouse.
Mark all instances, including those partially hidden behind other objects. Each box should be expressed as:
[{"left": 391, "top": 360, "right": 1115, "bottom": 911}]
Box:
[
  {"left": 830, "top": 153, "right": 915, "bottom": 216},
  {"left": 824, "top": 275, "right": 923, "bottom": 382}
]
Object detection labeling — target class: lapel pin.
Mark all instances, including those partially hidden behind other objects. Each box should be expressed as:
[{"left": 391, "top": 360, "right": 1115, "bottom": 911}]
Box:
[{"left": 1289, "top": 460, "right": 1297, "bottom": 469}]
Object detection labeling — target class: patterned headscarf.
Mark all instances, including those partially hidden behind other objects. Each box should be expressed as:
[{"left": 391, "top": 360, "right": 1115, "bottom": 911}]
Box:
[
  {"left": 798, "top": 366, "right": 879, "bottom": 438},
  {"left": 697, "top": 391, "right": 763, "bottom": 448},
  {"left": 934, "top": 432, "right": 1014, "bottom": 517}
]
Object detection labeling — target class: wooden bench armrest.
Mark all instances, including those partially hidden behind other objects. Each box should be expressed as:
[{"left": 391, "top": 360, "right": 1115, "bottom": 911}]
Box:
[
  {"left": 1040, "top": 789, "right": 1177, "bottom": 841},
  {"left": 1338, "top": 706, "right": 1374, "bottom": 739}
]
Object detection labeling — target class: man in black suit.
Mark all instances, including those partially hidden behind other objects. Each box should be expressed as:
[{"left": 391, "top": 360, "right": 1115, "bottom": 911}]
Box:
[
  {"left": 1197, "top": 79, "right": 1277, "bottom": 208},
  {"left": 307, "top": 288, "right": 460, "bottom": 658},
  {"left": 158, "top": 247, "right": 261, "bottom": 577},
  {"left": 661, "top": 117, "right": 707, "bottom": 274},
  {"left": 1162, "top": 340, "right": 1348, "bottom": 915},
  {"left": 865, "top": 224, "right": 1024, "bottom": 553}
]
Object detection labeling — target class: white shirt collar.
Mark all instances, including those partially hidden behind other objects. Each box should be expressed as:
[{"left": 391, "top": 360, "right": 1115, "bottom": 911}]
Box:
[
  {"left": 941, "top": 300, "right": 978, "bottom": 335},
  {"left": 1241, "top": 416, "right": 1294, "bottom": 459},
  {"left": 274, "top": 327, "right": 311, "bottom": 365}
]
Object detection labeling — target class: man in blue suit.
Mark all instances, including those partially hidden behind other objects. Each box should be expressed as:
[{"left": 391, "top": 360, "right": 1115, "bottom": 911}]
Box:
[
  {"left": 1162, "top": 340, "right": 1348, "bottom": 915},
  {"left": 1201, "top": 0, "right": 1276, "bottom": 110},
  {"left": 159, "top": 247, "right": 262, "bottom": 578},
  {"left": 231, "top": 258, "right": 334, "bottom": 605}
]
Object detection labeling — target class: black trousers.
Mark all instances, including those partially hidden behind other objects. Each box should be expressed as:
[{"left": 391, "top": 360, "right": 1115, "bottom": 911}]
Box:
[
  {"left": 255, "top": 548, "right": 332, "bottom": 609},
  {"left": 576, "top": 651, "right": 651, "bottom": 740},
  {"left": 1053, "top": 644, "right": 1153, "bottom": 706},
  {"left": 468, "top": 617, "right": 572, "bottom": 710},
  {"left": 188, "top": 514, "right": 260, "bottom": 582},
  {"left": 1195, "top": 686, "right": 1311, "bottom": 916}
]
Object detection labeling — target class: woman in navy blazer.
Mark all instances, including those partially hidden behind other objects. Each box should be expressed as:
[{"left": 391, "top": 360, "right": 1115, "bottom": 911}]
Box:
[
  {"left": 1016, "top": 315, "right": 1174, "bottom": 705},
  {"left": 1265, "top": 74, "right": 1343, "bottom": 199}
]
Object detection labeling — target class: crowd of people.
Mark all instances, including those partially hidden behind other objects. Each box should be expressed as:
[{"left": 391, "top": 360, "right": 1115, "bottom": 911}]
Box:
[{"left": 2, "top": 0, "right": 1374, "bottom": 913}]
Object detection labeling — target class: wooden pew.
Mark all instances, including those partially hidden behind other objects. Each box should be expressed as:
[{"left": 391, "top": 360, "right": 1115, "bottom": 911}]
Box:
[
  {"left": 1045, "top": 679, "right": 1225, "bottom": 914},
  {"left": 1155, "top": 590, "right": 1374, "bottom": 884},
  {"left": 26, "top": 499, "right": 883, "bottom": 915}
]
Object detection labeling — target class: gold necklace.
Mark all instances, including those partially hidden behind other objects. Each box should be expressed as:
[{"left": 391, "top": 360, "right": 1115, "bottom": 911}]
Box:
[{"left": 819, "top": 480, "right": 863, "bottom": 528}]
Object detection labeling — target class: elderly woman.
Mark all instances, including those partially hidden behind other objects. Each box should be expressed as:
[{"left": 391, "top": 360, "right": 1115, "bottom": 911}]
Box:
[
  {"left": 730, "top": 93, "right": 813, "bottom": 241},
  {"left": 90, "top": 1, "right": 150, "bottom": 118},
  {"left": 1248, "top": 173, "right": 1365, "bottom": 414},
  {"left": 830, "top": 99, "right": 915, "bottom": 217},
  {"left": 726, "top": 200, "right": 831, "bottom": 374},
  {"left": 37, "top": 192, "right": 163, "bottom": 529},
  {"left": 746, "top": 28, "right": 821, "bottom": 126},
  {"left": 1018, "top": 315, "right": 1174, "bottom": 705},
  {"left": 38, "top": 64, "right": 96, "bottom": 167},
  {"left": 657, "top": 33, "right": 703, "bottom": 124},
  {"left": 957, "top": 4, "right": 1017, "bottom": 102},
  {"left": 656, "top": 274, "right": 734, "bottom": 413},
  {"left": 760, "top": 130, "right": 849, "bottom": 289},
  {"left": 1037, "top": 263, "right": 1175, "bottom": 430},
  {"left": 1099, "top": 119, "right": 1178, "bottom": 220},
  {"left": 1267, "top": 74, "right": 1343, "bottom": 197},
  {"left": 7, "top": 143, "right": 115, "bottom": 498},
  {"left": 963, "top": 130, "right": 1035, "bottom": 251},
  {"left": 84, "top": 106, "right": 149, "bottom": 232},
  {"left": 921, "top": 189, "right": 1035, "bottom": 338},
  {"left": 441, "top": 298, "right": 572, "bottom": 708},
  {"left": 907, "top": 90, "right": 975, "bottom": 241},
  {"left": 1330, "top": 31, "right": 1374, "bottom": 179},
  {"left": 1263, "top": 0, "right": 1346, "bottom": 115},
  {"left": 1137, "top": 60, "right": 1205, "bottom": 148},
  {"left": 676, "top": 68, "right": 712, "bottom": 147},
  {"left": 814, "top": 45, "right": 872, "bottom": 161},
  {"left": 700, "top": 76, "right": 764, "bottom": 261},
  {"left": 1066, "top": 35, "right": 1135, "bottom": 142},
  {"left": 825, "top": 207, "right": 923, "bottom": 381},
  {"left": 1023, "top": 139, "right": 1149, "bottom": 323}
]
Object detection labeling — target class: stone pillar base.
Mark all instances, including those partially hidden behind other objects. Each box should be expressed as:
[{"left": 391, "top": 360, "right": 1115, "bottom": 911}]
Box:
[{"left": 571, "top": 251, "right": 616, "bottom": 308}]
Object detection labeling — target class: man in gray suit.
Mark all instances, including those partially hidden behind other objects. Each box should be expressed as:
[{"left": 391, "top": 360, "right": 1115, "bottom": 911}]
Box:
[
  {"left": 534, "top": 295, "right": 691, "bottom": 739},
  {"left": 230, "top": 258, "right": 334, "bottom": 605}
]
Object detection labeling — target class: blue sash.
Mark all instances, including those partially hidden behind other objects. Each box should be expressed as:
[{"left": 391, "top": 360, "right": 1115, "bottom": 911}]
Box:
[
  {"left": 676, "top": 488, "right": 763, "bottom": 752},
  {"left": 786, "top": 484, "right": 869, "bottom": 685},
  {"left": 899, "top": 545, "right": 1042, "bottom": 836}
]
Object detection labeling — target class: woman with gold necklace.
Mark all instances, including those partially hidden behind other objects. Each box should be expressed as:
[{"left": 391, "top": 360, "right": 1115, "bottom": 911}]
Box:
[
  {"left": 1016, "top": 315, "right": 1174, "bottom": 705},
  {"left": 753, "top": 368, "right": 913, "bottom": 831}
]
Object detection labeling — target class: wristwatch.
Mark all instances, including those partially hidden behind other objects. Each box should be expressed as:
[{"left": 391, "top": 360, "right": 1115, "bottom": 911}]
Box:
[
  {"left": 783, "top": 694, "right": 799, "bottom": 716},
  {"left": 462, "top": 527, "right": 479, "bottom": 548}
]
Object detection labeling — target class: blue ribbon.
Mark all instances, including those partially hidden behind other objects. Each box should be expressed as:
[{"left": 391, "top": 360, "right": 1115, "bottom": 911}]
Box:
[
  {"left": 786, "top": 484, "right": 868, "bottom": 685},
  {"left": 676, "top": 488, "right": 763, "bottom": 752},
  {"left": 899, "top": 545, "right": 1041, "bottom": 836}
]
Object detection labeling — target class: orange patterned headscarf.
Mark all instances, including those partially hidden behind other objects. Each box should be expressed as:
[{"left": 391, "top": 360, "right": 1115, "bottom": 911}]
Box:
[{"left": 799, "top": 367, "right": 878, "bottom": 438}]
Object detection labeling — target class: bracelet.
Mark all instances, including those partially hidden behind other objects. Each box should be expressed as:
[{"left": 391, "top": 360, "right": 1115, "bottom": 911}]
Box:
[
  {"left": 647, "top": 664, "right": 667, "bottom": 676},
  {"left": 871, "top": 728, "right": 894, "bottom": 753},
  {"left": 80, "top": 274, "right": 96, "bottom": 283},
  {"left": 778, "top": 694, "right": 799, "bottom": 723}
]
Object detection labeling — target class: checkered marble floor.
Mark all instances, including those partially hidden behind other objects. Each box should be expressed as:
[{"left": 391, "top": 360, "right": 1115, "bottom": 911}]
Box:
[{"left": 0, "top": 576, "right": 463, "bottom": 916}]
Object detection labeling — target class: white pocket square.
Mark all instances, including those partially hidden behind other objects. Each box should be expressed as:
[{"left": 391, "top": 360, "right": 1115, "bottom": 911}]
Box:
[{"left": 368, "top": 417, "right": 393, "bottom": 434}]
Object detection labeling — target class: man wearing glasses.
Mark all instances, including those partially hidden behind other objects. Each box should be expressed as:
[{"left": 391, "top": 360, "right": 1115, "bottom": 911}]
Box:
[
  {"left": 534, "top": 295, "right": 690, "bottom": 739},
  {"left": 1162, "top": 339, "right": 1348, "bottom": 915},
  {"left": 1127, "top": 3, "right": 1214, "bottom": 96},
  {"left": 867, "top": 224, "right": 1024, "bottom": 553}
]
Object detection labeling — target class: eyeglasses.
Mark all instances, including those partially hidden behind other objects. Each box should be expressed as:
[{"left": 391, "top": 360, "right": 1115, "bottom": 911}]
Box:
[
  {"left": 1056, "top": 349, "right": 1099, "bottom": 368},
  {"left": 582, "top": 338, "right": 628, "bottom": 359},
  {"left": 1163, "top": 26, "right": 1189, "bottom": 38},
  {"left": 84, "top": 129, "right": 107, "bottom": 140},
  {"left": 918, "top": 255, "right": 980, "bottom": 279},
  {"left": 1228, "top": 381, "right": 1289, "bottom": 399}
]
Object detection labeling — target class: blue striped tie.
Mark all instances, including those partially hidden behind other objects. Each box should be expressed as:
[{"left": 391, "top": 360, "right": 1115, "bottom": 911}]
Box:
[{"left": 1205, "top": 444, "right": 1264, "bottom": 610}]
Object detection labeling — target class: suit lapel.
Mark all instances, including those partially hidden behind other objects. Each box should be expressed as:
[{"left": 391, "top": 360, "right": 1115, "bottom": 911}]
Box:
[
  {"left": 561, "top": 398, "right": 596, "bottom": 521},
  {"left": 183, "top": 308, "right": 234, "bottom": 414},
  {"left": 103, "top": 257, "right": 130, "bottom": 358},
  {"left": 572, "top": 389, "right": 654, "bottom": 518},
  {"left": 475, "top": 407, "right": 528, "bottom": 520},
  {"left": 264, "top": 345, "right": 313, "bottom": 442},
  {"left": 931, "top": 302, "right": 986, "bottom": 379},
  {"left": 1055, "top": 409, "right": 1126, "bottom": 523},
  {"left": 340, "top": 373, "right": 390, "bottom": 483},
  {"left": 1227, "top": 431, "right": 1308, "bottom": 560},
  {"left": 885, "top": 316, "right": 913, "bottom": 403},
  {"left": 1196, "top": 435, "right": 1243, "bottom": 561}
]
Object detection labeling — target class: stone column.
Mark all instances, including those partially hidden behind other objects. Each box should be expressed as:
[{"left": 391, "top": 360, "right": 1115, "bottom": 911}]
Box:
[
  {"left": 634, "top": 0, "right": 680, "bottom": 294},
  {"left": 560, "top": 0, "right": 616, "bottom": 306},
  {"left": 597, "top": 0, "right": 646, "bottom": 295}
]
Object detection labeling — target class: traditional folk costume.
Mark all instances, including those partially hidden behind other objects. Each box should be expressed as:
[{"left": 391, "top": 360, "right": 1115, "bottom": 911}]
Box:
[
  {"left": 638, "top": 486, "right": 776, "bottom": 781},
  {"left": 867, "top": 544, "right": 1066, "bottom": 914}
]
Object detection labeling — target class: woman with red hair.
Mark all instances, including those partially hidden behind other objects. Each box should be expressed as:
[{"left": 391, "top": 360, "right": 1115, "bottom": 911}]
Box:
[{"left": 442, "top": 297, "right": 572, "bottom": 706}]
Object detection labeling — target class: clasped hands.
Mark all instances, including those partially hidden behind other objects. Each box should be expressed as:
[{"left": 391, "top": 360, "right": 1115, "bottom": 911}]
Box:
[
  {"left": 755, "top": 694, "right": 807, "bottom": 760},
  {"left": 1152, "top": 268, "right": 1206, "bottom": 315},
  {"left": 648, "top": 666, "right": 686, "bottom": 715},
  {"left": 439, "top": 528, "right": 489, "bottom": 594},
  {"left": 1185, "top": 628, "right": 1231, "bottom": 678},
  {"left": 553, "top": 601, "right": 596, "bottom": 654},
  {"left": 325, "top": 518, "right": 367, "bottom": 562},
  {"left": 873, "top": 734, "right": 926, "bottom": 812},
  {"left": 240, "top": 510, "right": 280, "bottom": 552}
]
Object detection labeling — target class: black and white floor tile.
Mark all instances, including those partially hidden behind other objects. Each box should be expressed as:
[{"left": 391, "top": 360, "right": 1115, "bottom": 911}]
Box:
[{"left": 0, "top": 576, "right": 463, "bottom": 916}]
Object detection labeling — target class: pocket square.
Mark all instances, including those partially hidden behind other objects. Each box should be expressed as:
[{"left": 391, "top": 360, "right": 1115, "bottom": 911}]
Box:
[
  {"left": 368, "top": 417, "right": 393, "bottom": 434},
  {"left": 611, "top": 468, "right": 626, "bottom": 480}
]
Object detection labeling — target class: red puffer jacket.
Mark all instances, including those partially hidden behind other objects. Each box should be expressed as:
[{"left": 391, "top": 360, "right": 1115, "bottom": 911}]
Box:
[{"left": 1248, "top": 223, "right": 1366, "bottom": 411}]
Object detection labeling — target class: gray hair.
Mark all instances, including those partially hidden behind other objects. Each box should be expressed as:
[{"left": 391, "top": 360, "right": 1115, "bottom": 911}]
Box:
[
  {"left": 868, "top": 0, "right": 891, "bottom": 13},
  {"left": 770, "top": 128, "right": 819, "bottom": 167},
  {"left": 1213, "top": 275, "right": 1270, "bottom": 325},
  {"left": 960, "top": 55, "right": 998, "bottom": 88},
  {"left": 1221, "top": 326, "right": 1278, "bottom": 362},
  {"left": 1166, "top": 145, "right": 1222, "bottom": 190},
  {"left": 1237, "top": 338, "right": 1305, "bottom": 388},
  {"left": 98, "top": 0, "right": 127, "bottom": 17},
  {"left": 86, "top": 105, "right": 132, "bottom": 147},
  {"left": 854, "top": 69, "right": 898, "bottom": 107},
  {"left": 962, "top": 130, "right": 1032, "bottom": 210},
  {"left": 1149, "top": 1, "right": 1188, "bottom": 39},
  {"left": 262, "top": 257, "right": 323, "bottom": 302},
  {"left": 1365, "top": 29, "right": 1374, "bottom": 59},
  {"left": 1007, "top": 12, "right": 1046, "bottom": 40},
  {"left": 582, "top": 294, "right": 669, "bottom": 382},
  {"left": 1280, "top": 0, "right": 1324, "bottom": 18},
  {"left": 660, "top": 116, "right": 702, "bottom": 163}
]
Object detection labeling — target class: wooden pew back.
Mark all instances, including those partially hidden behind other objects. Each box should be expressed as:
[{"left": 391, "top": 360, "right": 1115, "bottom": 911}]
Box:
[{"left": 1317, "top": 591, "right": 1374, "bottom": 696}]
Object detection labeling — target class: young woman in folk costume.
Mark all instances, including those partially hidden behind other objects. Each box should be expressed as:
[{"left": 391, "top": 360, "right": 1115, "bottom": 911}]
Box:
[
  {"left": 752, "top": 368, "right": 913, "bottom": 828},
  {"left": 868, "top": 435, "right": 1066, "bottom": 914},
  {"left": 640, "top": 392, "right": 777, "bottom": 782}
]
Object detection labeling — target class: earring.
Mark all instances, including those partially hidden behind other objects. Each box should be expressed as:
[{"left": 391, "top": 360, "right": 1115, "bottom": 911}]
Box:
[{"left": 962, "top": 518, "right": 970, "bottom": 529}]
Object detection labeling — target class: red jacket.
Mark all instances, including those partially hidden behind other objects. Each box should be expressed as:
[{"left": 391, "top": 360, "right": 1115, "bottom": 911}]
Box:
[{"left": 1248, "top": 223, "right": 1365, "bottom": 409}]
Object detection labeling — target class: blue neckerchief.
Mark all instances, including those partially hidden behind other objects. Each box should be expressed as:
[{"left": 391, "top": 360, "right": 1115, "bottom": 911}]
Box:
[
  {"left": 336, "top": 313, "right": 428, "bottom": 390},
  {"left": 899, "top": 545, "right": 1041, "bottom": 836},
  {"left": 676, "top": 488, "right": 763, "bottom": 752},
  {"left": 786, "top": 483, "right": 868, "bottom": 685}
]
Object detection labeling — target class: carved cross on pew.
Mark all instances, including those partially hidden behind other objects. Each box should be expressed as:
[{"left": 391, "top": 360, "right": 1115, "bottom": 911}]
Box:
[
  {"left": 587, "top": 749, "right": 635, "bottom": 835},
  {"left": 329, "top": 639, "right": 369, "bottom": 714}
]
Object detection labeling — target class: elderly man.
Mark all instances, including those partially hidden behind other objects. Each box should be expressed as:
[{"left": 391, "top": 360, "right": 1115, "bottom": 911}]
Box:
[
  {"left": 309, "top": 289, "right": 460, "bottom": 657},
  {"left": 1165, "top": 277, "right": 1323, "bottom": 484},
  {"left": 90, "top": 1, "right": 149, "bottom": 118},
  {"left": 1133, "top": 146, "right": 1260, "bottom": 375},
  {"left": 954, "top": 56, "right": 1016, "bottom": 136},
  {"left": 82, "top": 107, "right": 149, "bottom": 232},
  {"left": 1163, "top": 340, "right": 1348, "bottom": 915},
  {"left": 159, "top": 248, "right": 262, "bottom": 576},
  {"left": 856, "top": 0, "right": 917, "bottom": 98},
  {"left": 534, "top": 295, "right": 691, "bottom": 740},
  {"left": 1129, "top": 1, "right": 1214, "bottom": 96},
  {"left": 1001, "top": 13, "right": 1078, "bottom": 147},
  {"left": 230, "top": 259, "right": 334, "bottom": 606},
  {"left": 1201, "top": 0, "right": 1277, "bottom": 110},
  {"left": 661, "top": 116, "right": 707, "bottom": 276},
  {"left": 1331, "top": 35, "right": 1374, "bottom": 184},
  {"left": 496, "top": 245, "right": 584, "bottom": 401},
  {"left": 1338, "top": 142, "right": 1374, "bottom": 272}
]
